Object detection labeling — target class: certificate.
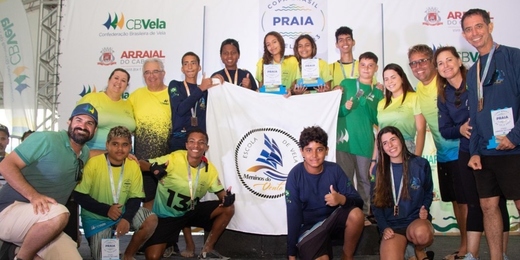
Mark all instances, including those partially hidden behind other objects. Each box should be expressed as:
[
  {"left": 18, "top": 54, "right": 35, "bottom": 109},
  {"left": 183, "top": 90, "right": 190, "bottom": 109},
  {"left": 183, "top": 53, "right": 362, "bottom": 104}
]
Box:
[
  {"left": 263, "top": 64, "right": 282, "bottom": 86},
  {"left": 101, "top": 238, "right": 120, "bottom": 260},
  {"left": 301, "top": 59, "right": 319, "bottom": 79},
  {"left": 491, "top": 107, "right": 514, "bottom": 136}
]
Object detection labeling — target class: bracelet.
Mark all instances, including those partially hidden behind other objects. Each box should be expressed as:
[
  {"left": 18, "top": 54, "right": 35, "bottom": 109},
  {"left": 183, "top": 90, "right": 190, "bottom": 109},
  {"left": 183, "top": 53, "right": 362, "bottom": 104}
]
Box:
[{"left": 371, "top": 159, "right": 377, "bottom": 163}]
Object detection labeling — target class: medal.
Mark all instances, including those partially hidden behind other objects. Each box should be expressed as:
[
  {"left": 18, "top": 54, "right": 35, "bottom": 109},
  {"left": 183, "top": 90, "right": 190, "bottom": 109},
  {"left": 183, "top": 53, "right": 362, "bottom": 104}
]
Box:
[
  {"left": 394, "top": 205, "right": 399, "bottom": 217},
  {"left": 191, "top": 116, "right": 198, "bottom": 126}
]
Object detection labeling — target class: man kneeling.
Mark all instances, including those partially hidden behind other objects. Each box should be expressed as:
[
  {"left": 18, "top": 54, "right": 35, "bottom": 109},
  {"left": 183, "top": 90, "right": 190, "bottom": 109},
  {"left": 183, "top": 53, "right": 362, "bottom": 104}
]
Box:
[
  {"left": 73, "top": 126, "right": 158, "bottom": 260},
  {"left": 139, "top": 128, "right": 235, "bottom": 260},
  {"left": 285, "top": 126, "right": 365, "bottom": 260}
]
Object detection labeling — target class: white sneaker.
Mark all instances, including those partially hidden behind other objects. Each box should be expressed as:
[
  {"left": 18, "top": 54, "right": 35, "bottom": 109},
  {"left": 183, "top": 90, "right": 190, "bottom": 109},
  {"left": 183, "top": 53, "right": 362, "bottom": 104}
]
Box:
[{"left": 463, "top": 252, "right": 479, "bottom": 260}]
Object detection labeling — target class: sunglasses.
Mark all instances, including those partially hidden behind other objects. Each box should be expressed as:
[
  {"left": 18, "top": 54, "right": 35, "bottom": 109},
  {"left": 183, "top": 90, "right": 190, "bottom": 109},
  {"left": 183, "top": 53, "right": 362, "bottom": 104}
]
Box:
[
  {"left": 76, "top": 158, "right": 84, "bottom": 182},
  {"left": 409, "top": 58, "right": 430, "bottom": 68}
]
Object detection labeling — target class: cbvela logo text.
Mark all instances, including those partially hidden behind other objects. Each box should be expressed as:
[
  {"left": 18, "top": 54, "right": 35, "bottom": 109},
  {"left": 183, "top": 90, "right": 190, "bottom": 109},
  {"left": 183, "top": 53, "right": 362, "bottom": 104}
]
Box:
[{"left": 235, "top": 128, "right": 301, "bottom": 199}]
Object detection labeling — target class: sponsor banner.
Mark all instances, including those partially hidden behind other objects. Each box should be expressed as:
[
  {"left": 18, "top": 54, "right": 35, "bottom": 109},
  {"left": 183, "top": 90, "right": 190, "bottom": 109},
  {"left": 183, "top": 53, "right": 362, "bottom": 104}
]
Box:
[
  {"left": 259, "top": 0, "right": 328, "bottom": 59},
  {"left": 0, "top": 0, "right": 35, "bottom": 136},
  {"left": 206, "top": 83, "right": 341, "bottom": 235}
]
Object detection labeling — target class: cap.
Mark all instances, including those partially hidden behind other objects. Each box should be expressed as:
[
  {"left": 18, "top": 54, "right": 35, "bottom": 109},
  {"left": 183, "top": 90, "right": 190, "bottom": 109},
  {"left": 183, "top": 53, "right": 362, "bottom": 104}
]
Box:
[
  {"left": 70, "top": 103, "right": 98, "bottom": 123},
  {"left": 0, "top": 124, "right": 9, "bottom": 137}
]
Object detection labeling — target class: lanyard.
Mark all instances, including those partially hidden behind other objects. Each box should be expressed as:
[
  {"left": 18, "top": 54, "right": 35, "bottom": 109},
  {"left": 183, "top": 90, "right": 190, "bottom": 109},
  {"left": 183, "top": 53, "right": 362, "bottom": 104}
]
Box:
[
  {"left": 390, "top": 163, "right": 403, "bottom": 217},
  {"left": 340, "top": 60, "right": 356, "bottom": 79},
  {"left": 183, "top": 81, "right": 199, "bottom": 119},
  {"left": 106, "top": 155, "right": 125, "bottom": 205},
  {"left": 224, "top": 68, "right": 239, "bottom": 85},
  {"left": 187, "top": 159, "right": 202, "bottom": 209},
  {"left": 476, "top": 42, "right": 497, "bottom": 112}
]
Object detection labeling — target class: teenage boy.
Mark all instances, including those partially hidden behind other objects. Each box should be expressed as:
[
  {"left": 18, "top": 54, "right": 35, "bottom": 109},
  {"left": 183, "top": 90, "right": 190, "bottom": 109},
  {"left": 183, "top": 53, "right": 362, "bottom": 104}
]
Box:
[
  {"left": 139, "top": 128, "right": 235, "bottom": 260},
  {"left": 168, "top": 51, "right": 223, "bottom": 152},
  {"left": 330, "top": 26, "right": 359, "bottom": 88},
  {"left": 286, "top": 126, "right": 364, "bottom": 260},
  {"left": 73, "top": 126, "right": 158, "bottom": 260},
  {"left": 337, "top": 52, "right": 384, "bottom": 224}
]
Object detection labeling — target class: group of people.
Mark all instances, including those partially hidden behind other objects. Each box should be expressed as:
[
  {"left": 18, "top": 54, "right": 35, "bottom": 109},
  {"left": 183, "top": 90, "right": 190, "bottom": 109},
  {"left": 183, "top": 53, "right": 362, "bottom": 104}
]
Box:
[
  {"left": 0, "top": 6, "right": 518, "bottom": 260},
  {"left": 284, "top": 8, "right": 520, "bottom": 260}
]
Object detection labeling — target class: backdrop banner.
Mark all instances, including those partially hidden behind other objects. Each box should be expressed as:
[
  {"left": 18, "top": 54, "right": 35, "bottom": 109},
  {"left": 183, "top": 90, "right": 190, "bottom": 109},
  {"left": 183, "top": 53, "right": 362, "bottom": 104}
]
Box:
[
  {"left": 206, "top": 83, "right": 341, "bottom": 235},
  {"left": 58, "top": 0, "right": 520, "bottom": 234}
]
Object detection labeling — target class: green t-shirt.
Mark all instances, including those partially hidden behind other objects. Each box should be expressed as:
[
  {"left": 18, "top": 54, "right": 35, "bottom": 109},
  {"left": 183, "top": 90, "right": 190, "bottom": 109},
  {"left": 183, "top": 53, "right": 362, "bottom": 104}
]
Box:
[{"left": 337, "top": 78, "right": 383, "bottom": 158}]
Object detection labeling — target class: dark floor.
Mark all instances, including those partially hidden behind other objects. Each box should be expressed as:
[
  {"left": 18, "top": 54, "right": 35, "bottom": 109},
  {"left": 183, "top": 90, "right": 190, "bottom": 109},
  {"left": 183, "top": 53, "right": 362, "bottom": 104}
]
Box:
[{"left": 78, "top": 232, "right": 520, "bottom": 259}]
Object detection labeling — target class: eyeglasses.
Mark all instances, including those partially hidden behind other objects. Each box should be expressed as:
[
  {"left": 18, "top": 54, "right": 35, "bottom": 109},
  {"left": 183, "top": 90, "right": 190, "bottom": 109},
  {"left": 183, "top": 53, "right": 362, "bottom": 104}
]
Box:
[
  {"left": 408, "top": 58, "right": 430, "bottom": 68},
  {"left": 143, "top": 70, "right": 163, "bottom": 76},
  {"left": 454, "top": 88, "right": 463, "bottom": 108},
  {"left": 76, "top": 158, "right": 84, "bottom": 182}
]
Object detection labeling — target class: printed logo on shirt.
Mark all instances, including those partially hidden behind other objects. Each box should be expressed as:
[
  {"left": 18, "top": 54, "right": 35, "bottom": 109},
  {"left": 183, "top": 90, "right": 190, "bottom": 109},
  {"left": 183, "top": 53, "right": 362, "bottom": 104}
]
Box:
[{"left": 235, "top": 127, "right": 300, "bottom": 199}]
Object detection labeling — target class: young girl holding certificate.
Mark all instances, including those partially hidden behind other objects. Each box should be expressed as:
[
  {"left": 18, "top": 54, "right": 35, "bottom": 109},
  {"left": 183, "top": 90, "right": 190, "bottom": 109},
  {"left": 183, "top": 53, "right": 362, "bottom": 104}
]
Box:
[
  {"left": 372, "top": 126, "right": 434, "bottom": 260},
  {"left": 291, "top": 34, "right": 332, "bottom": 95},
  {"left": 256, "top": 31, "right": 299, "bottom": 94}
]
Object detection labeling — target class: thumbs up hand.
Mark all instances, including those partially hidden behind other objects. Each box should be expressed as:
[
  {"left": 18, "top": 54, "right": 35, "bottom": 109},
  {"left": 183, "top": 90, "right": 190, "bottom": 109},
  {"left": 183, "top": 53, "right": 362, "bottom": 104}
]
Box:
[
  {"left": 324, "top": 185, "right": 345, "bottom": 207},
  {"left": 241, "top": 73, "right": 251, "bottom": 89}
]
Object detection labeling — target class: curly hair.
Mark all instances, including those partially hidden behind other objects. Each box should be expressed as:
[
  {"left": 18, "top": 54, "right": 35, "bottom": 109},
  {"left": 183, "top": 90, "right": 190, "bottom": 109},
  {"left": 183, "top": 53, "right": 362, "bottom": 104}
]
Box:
[{"left": 299, "top": 126, "right": 328, "bottom": 149}]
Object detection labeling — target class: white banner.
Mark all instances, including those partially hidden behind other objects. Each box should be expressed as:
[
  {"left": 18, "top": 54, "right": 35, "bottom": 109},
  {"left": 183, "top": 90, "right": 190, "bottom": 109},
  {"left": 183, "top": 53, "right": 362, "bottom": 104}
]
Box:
[
  {"left": 0, "top": 0, "right": 36, "bottom": 136},
  {"left": 206, "top": 83, "right": 341, "bottom": 235}
]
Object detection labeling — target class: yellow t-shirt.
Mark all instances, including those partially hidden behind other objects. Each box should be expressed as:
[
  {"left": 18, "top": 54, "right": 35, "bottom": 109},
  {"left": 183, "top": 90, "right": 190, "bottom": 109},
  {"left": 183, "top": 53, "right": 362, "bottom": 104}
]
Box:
[
  {"left": 256, "top": 56, "right": 301, "bottom": 89},
  {"left": 128, "top": 87, "right": 171, "bottom": 159}
]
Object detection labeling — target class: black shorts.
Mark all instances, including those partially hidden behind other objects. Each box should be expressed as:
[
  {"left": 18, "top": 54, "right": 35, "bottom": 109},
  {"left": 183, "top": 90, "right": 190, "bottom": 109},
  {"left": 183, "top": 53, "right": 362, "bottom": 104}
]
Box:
[
  {"left": 474, "top": 154, "right": 520, "bottom": 200},
  {"left": 142, "top": 200, "right": 220, "bottom": 248},
  {"left": 437, "top": 161, "right": 466, "bottom": 203},
  {"left": 296, "top": 206, "right": 356, "bottom": 259}
]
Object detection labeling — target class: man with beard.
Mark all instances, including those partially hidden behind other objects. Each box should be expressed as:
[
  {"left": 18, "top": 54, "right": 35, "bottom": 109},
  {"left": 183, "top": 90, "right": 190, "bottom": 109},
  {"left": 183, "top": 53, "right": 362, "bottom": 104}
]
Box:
[{"left": 0, "top": 103, "right": 98, "bottom": 260}]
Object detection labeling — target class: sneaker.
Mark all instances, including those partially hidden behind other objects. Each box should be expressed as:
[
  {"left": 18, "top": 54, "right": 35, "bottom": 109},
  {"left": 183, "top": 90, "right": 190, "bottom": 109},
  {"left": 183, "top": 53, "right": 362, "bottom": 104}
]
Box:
[
  {"left": 463, "top": 253, "right": 479, "bottom": 260},
  {"left": 163, "top": 244, "right": 180, "bottom": 258},
  {"left": 198, "top": 249, "right": 230, "bottom": 259}
]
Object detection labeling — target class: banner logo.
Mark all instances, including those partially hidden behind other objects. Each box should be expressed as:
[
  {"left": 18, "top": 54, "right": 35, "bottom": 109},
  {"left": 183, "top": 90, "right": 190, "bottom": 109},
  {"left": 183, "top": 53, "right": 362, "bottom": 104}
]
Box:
[
  {"left": 97, "top": 47, "right": 116, "bottom": 66},
  {"left": 259, "top": 0, "right": 327, "bottom": 58},
  {"left": 422, "top": 7, "right": 443, "bottom": 26},
  {"left": 100, "top": 12, "right": 167, "bottom": 37},
  {"left": 103, "top": 13, "right": 125, "bottom": 30},
  {"left": 79, "top": 85, "right": 97, "bottom": 97},
  {"left": 235, "top": 128, "right": 300, "bottom": 199},
  {"left": 1, "top": 18, "right": 31, "bottom": 95}
]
